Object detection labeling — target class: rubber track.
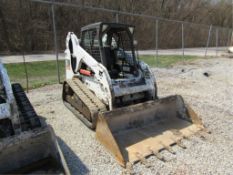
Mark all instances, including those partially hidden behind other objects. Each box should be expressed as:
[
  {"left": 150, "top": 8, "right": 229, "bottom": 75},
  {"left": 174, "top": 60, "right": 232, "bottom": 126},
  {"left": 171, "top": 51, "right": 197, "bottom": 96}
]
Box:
[
  {"left": 67, "top": 79, "right": 106, "bottom": 112},
  {"left": 12, "top": 83, "right": 41, "bottom": 131}
]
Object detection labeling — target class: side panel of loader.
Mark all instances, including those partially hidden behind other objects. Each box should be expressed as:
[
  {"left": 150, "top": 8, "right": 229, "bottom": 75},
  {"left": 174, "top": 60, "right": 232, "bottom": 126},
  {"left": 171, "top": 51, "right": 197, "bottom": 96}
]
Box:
[
  {"left": 0, "top": 126, "right": 70, "bottom": 174},
  {"left": 96, "top": 95, "right": 204, "bottom": 166}
]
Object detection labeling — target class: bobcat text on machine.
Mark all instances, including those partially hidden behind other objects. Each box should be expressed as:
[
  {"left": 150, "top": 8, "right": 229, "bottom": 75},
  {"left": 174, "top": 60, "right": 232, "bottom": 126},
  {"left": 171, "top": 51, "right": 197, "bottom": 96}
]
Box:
[
  {"left": 0, "top": 61, "right": 70, "bottom": 174},
  {"left": 62, "top": 22, "right": 205, "bottom": 167}
]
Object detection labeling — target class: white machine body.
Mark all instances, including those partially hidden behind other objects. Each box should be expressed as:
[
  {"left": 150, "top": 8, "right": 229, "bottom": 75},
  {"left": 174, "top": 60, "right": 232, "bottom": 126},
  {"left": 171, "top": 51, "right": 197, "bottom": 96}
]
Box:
[{"left": 65, "top": 24, "right": 156, "bottom": 110}]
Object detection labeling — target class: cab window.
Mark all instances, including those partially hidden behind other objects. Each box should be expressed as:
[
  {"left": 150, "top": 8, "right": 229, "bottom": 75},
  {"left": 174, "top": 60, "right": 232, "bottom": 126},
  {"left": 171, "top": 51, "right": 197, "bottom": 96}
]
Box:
[{"left": 81, "top": 29, "right": 101, "bottom": 62}]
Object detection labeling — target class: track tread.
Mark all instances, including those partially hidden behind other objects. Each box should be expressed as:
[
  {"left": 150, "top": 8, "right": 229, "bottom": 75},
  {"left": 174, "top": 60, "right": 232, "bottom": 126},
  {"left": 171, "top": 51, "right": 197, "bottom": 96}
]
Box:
[
  {"left": 64, "top": 78, "right": 107, "bottom": 129},
  {"left": 12, "top": 83, "right": 41, "bottom": 131},
  {"left": 68, "top": 79, "right": 106, "bottom": 112}
]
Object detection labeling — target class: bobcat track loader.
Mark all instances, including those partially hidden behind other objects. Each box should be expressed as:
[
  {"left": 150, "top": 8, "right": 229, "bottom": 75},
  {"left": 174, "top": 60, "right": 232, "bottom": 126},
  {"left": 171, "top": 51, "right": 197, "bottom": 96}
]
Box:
[
  {"left": 0, "top": 61, "right": 70, "bottom": 174},
  {"left": 62, "top": 22, "right": 205, "bottom": 167}
]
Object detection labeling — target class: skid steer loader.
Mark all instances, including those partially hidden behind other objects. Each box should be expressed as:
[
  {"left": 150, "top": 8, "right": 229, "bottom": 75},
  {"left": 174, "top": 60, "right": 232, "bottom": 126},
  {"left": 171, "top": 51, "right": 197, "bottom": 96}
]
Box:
[
  {"left": 0, "top": 61, "right": 70, "bottom": 174},
  {"left": 62, "top": 22, "right": 205, "bottom": 167}
]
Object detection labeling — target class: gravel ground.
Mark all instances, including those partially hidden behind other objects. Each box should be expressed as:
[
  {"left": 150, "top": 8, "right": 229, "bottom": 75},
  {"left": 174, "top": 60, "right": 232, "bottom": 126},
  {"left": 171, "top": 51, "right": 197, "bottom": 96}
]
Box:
[{"left": 27, "top": 57, "right": 233, "bottom": 175}]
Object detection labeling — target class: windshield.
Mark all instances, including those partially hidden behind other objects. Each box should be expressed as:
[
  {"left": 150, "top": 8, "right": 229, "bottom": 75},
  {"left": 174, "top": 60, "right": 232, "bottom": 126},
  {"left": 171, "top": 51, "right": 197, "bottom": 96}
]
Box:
[{"left": 101, "top": 29, "right": 136, "bottom": 66}]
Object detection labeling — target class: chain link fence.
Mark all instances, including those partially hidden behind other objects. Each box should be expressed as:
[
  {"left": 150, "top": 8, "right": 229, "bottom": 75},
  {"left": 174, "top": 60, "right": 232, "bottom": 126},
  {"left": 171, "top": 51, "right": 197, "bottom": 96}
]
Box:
[{"left": 0, "top": 0, "right": 232, "bottom": 91}]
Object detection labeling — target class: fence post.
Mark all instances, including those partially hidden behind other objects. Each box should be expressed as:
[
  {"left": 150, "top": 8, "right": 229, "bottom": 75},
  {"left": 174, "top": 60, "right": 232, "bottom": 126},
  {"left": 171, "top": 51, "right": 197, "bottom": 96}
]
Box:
[
  {"left": 226, "top": 29, "right": 232, "bottom": 47},
  {"left": 155, "top": 19, "right": 159, "bottom": 66},
  {"left": 22, "top": 52, "right": 29, "bottom": 93},
  {"left": 205, "top": 25, "right": 212, "bottom": 57},
  {"left": 51, "top": 0, "right": 61, "bottom": 83},
  {"left": 230, "top": 30, "right": 233, "bottom": 46},
  {"left": 115, "top": 13, "right": 119, "bottom": 23},
  {"left": 215, "top": 28, "right": 218, "bottom": 56},
  {"left": 115, "top": 0, "right": 119, "bottom": 23},
  {"left": 181, "top": 22, "right": 184, "bottom": 61}
]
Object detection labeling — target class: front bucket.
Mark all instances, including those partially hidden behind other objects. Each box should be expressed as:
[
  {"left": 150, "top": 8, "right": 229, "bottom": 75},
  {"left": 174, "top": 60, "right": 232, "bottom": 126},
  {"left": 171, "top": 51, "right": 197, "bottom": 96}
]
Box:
[
  {"left": 0, "top": 126, "right": 70, "bottom": 174},
  {"left": 96, "top": 95, "right": 204, "bottom": 167}
]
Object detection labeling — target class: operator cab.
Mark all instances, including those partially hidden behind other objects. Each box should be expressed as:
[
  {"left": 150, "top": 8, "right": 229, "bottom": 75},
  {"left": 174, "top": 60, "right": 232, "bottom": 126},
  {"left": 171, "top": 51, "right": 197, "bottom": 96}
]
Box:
[{"left": 80, "top": 22, "right": 138, "bottom": 79}]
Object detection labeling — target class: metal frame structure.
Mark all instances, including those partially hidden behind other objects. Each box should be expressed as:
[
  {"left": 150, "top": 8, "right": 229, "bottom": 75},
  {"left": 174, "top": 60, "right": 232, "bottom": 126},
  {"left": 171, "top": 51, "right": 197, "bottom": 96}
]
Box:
[{"left": 4, "top": 0, "right": 231, "bottom": 91}]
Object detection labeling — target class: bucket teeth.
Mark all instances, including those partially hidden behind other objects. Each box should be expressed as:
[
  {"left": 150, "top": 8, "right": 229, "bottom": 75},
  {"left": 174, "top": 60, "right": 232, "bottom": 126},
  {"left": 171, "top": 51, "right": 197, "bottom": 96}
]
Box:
[
  {"left": 172, "top": 129, "right": 189, "bottom": 140},
  {"left": 170, "top": 129, "right": 188, "bottom": 144},
  {"left": 169, "top": 137, "right": 186, "bottom": 149},
  {"left": 176, "top": 140, "right": 186, "bottom": 149},
  {"left": 135, "top": 153, "right": 151, "bottom": 168},
  {"left": 163, "top": 144, "right": 176, "bottom": 154},
  {"left": 192, "top": 129, "right": 207, "bottom": 140},
  {"left": 149, "top": 148, "right": 166, "bottom": 162}
]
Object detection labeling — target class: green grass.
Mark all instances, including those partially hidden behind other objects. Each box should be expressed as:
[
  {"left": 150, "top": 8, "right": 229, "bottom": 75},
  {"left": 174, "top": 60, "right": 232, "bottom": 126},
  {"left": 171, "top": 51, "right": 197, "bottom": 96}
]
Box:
[
  {"left": 139, "top": 55, "right": 199, "bottom": 68},
  {"left": 5, "top": 60, "right": 65, "bottom": 89},
  {"left": 4, "top": 55, "right": 200, "bottom": 89}
]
